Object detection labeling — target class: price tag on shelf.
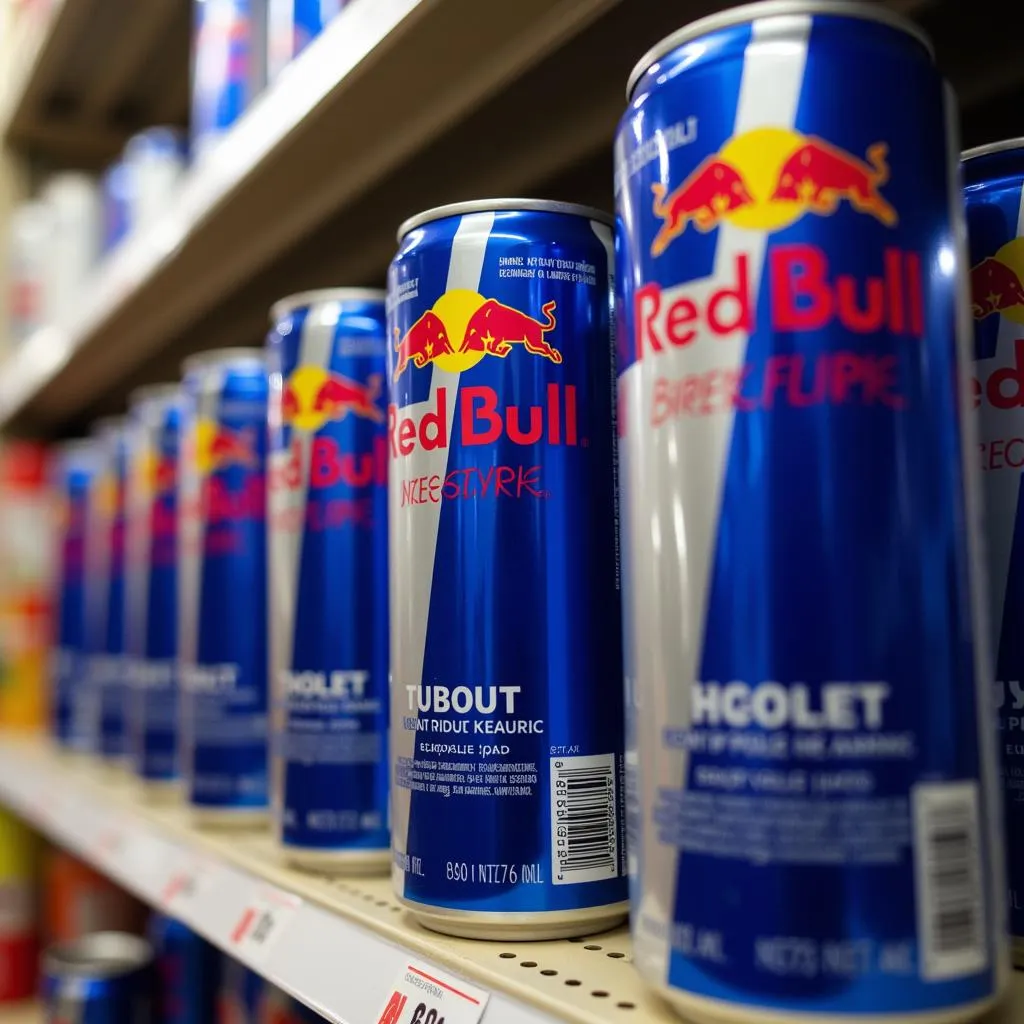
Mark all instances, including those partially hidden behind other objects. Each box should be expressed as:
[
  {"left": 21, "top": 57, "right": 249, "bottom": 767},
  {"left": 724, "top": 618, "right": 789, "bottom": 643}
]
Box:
[
  {"left": 160, "top": 856, "right": 215, "bottom": 912},
  {"left": 375, "top": 964, "right": 489, "bottom": 1024},
  {"left": 230, "top": 888, "right": 301, "bottom": 963}
]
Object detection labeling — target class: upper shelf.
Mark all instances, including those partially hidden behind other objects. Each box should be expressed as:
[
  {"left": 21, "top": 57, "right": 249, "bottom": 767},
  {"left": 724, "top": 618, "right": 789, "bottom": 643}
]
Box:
[
  {"left": 2, "top": 0, "right": 1024, "bottom": 436},
  {"left": 1, "top": 0, "right": 190, "bottom": 167}
]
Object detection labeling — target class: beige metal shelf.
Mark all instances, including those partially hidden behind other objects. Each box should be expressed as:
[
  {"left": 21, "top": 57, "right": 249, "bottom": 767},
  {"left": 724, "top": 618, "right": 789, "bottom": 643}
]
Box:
[{"left": 0, "top": 736, "right": 1020, "bottom": 1024}]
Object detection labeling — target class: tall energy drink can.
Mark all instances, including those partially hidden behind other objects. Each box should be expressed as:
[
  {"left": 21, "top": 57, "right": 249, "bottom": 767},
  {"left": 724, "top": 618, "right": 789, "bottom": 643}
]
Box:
[
  {"left": 963, "top": 136, "right": 1024, "bottom": 969},
  {"left": 43, "top": 932, "right": 154, "bottom": 1024},
  {"left": 149, "top": 914, "right": 220, "bottom": 1024},
  {"left": 615, "top": 3, "right": 1006, "bottom": 1021},
  {"left": 52, "top": 439, "right": 96, "bottom": 752},
  {"left": 388, "top": 199, "right": 627, "bottom": 939},
  {"left": 179, "top": 349, "right": 269, "bottom": 826},
  {"left": 216, "top": 954, "right": 264, "bottom": 1024},
  {"left": 268, "top": 290, "right": 389, "bottom": 872},
  {"left": 126, "top": 384, "right": 184, "bottom": 791},
  {"left": 267, "top": 0, "right": 347, "bottom": 81},
  {"left": 87, "top": 417, "right": 130, "bottom": 763}
]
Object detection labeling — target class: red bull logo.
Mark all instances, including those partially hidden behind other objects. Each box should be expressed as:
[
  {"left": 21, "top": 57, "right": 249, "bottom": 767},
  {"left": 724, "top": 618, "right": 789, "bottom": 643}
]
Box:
[
  {"left": 393, "top": 290, "right": 560, "bottom": 381},
  {"left": 191, "top": 420, "right": 259, "bottom": 475},
  {"left": 93, "top": 472, "right": 124, "bottom": 519},
  {"left": 133, "top": 447, "right": 176, "bottom": 497},
  {"left": 281, "top": 366, "right": 384, "bottom": 430},
  {"left": 650, "top": 128, "right": 897, "bottom": 256},
  {"left": 970, "top": 240, "right": 1024, "bottom": 321}
]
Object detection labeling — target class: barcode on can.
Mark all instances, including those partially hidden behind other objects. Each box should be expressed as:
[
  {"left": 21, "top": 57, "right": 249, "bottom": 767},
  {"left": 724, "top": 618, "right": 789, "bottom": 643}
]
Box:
[
  {"left": 912, "top": 780, "right": 987, "bottom": 980},
  {"left": 550, "top": 753, "right": 619, "bottom": 885}
]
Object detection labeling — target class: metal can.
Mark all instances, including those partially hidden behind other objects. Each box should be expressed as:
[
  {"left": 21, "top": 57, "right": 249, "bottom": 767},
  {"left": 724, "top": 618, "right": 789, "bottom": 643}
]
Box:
[
  {"left": 387, "top": 199, "right": 627, "bottom": 939},
  {"left": 123, "top": 128, "right": 187, "bottom": 238},
  {"left": 267, "top": 0, "right": 346, "bottom": 81},
  {"left": 191, "top": 0, "right": 267, "bottom": 161},
  {"left": 615, "top": 2, "right": 1005, "bottom": 1021},
  {"left": 963, "top": 136, "right": 1024, "bottom": 969},
  {"left": 52, "top": 440, "right": 97, "bottom": 751},
  {"left": 42, "top": 173, "right": 100, "bottom": 327},
  {"left": 126, "top": 385, "right": 184, "bottom": 790},
  {"left": 43, "top": 932, "right": 154, "bottom": 1024},
  {"left": 101, "top": 160, "right": 132, "bottom": 255},
  {"left": 268, "top": 289, "right": 390, "bottom": 872},
  {"left": 216, "top": 955, "right": 264, "bottom": 1024},
  {"left": 149, "top": 914, "right": 220, "bottom": 1024},
  {"left": 87, "top": 418, "right": 130, "bottom": 762},
  {"left": 179, "top": 348, "right": 269, "bottom": 825},
  {"left": 258, "top": 985, "right": 321, "bottom": 1023}
]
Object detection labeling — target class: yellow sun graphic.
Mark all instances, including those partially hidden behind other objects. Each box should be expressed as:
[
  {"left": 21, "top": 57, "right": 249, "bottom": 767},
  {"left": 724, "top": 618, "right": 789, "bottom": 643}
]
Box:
[
  {"left": 430, "top": 289, "right": 488, "bottom": 374},
  {"left": 284, "top": 365, "right": 331, "bottom": 433},
  {"left": 718, "top": 127, "right": 807, "bottom": 232},
  {"left": 990, "top": 238, "right": 1024, "bottom": 325}
]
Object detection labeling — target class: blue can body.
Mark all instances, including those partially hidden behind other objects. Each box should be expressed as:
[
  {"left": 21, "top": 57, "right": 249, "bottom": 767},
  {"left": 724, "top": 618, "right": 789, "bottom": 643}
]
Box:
[
  {"left": 387, "top": 202, "right": 627, "bottom": 930},
  {"left": 52, "top": 442, "right": 96, "bottom": 750},
  {"left": 963, "top": 139, "right": 1024, "bottom": 957},
  {"left": 191, "top": 0, "right": 266, "bottom": 158},
  {"left": 126, "top": 388, "right": 183, "bottom": 783},
  {"left": 149, "top": 915, "right": 220, "bottom": 1024},
  {"left": 179, "top": 351, "right": 269, "bottom": 812},
  {"left": 615, "top": 5, "right": 1004, "bottom": 1018},
  {"left": 216, "top": 955, "right": 263, "bottom": 1024},
  {"left": 43, "top": 934, "right": 154, "bottom": 1024},
  {"left": 87, "top": 421, "right": 130, "bottom": 759},
  {"left": 268, "top": 291, "right": 389, "bottom": 855}
]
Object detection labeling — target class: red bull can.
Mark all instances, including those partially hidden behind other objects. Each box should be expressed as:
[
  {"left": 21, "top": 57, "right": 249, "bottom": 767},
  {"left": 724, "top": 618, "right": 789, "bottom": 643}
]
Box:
[
  {"left": 963, "top": 137, "right": 1024, "bottom": 969},
  {"left": 388, "top": 199, "right": 627, "bottom": 939},
  {"left": 86, "top": 417, "right": 130, "bottom": 764},
  {"left": 216, "top": 954, "right": 264, "bottom": 1024},
  {"left": 616, "top": 3, "right": 1006, "bottom": 1021},
  {"left": 179, "top": 349, "right": 269, "bottom": 827},
  {"left": 52, "top": 439, "right": 98, "bottom": 753},
  {"left": 268, "top": 289, "right": 389, "bottom": 872},
  {"left": 43, "top": 931, "right": 154, "bottom": 1024},
  {"left": 126, "top": 384, "right": 184, "bottom": 793},
  {"left": 148, "top": 913, "right": 220, "bottom": 1024}
]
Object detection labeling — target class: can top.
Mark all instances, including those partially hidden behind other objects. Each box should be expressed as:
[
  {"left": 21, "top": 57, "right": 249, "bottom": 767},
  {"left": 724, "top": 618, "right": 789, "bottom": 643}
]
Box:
[
  {"left": 962, "top": 138, "right": 1024, "bottom": 162},
  {"left": 129, "top": 382, "right": 180, "bottom": 407},
  {"left": 181, "top": 347, "right": 267, "bottom": 376},
  {"left": 626, "top": 0, "right": 934, "bottom": 100},
  {"left": 44, "top": 932, "right": 152, "bottom": 980},
  {"left": 270, "top": 288, "right": 387, "bottom": 323},
  {"left": 397, "top": 199, "right": 613, "bottom": 242}
]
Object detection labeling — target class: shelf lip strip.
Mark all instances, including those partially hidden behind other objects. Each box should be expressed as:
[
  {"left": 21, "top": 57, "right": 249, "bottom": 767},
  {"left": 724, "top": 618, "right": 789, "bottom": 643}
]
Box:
[
  {"left": 0, "top": 0, "right": 425, "bottom": 427},
  {"left": 0, "top": 737, "right": 556, "bottom": 1024}
]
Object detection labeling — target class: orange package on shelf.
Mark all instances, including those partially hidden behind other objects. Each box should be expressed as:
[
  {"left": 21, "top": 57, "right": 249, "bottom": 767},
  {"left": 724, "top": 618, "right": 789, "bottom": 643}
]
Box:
[{"left": 0, "top": 441, "right": 53, "bottom": 732}]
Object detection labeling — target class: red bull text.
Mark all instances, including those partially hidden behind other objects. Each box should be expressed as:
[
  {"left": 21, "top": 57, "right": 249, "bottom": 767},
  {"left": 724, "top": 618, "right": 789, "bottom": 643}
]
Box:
[
  {"left": 268, "top": 289, "right": 390, "bottom": 871},
  {"left": 963, "top": 137, "right": 1024, "bottom": 969},
  {"left": 616, "top": 4, "right": 1005, "bottom": 1022},
  {"left": 388, "top": 199, "right": 627, "bottom": 939},
  {"left": 179, "top": 349, "right": 269, "bottom": 825}
]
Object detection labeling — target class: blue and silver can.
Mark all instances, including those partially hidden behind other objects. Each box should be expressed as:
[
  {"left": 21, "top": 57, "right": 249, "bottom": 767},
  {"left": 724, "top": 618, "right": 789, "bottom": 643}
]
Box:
[
  {"left": 191, "top": 0, "right": 267, "bottom": 160},
  {"left": 387, "top": 199, "right": 627, "bottom": 939},
  {"left": 123, "top": 128, "right": 187, "bottom": 237},
  {"left": 963, "top": 136, "right": 1024, "bottom": 969},
  {"left": 615, "top": 2, "right": 1006, "bottom": 1021},
  {"left": 101, "top": 160, "right": 131, "bottom": 254},
  {"left": 216, "top": 955, "right": 263, "bottom": 1024},
  {"left": 268, "top": 289, "right": 389, "bottom": 872},
  {"left": 126, "top": 385, "right": 184, "bottom": 789},
  {"left": 86, "top": 418, "right": 130, "bottom": 762},
  {"left": 149, "top": 914, "right": 220, "bottom": 1024},
  {"left": 267, "top": 0, "right": 346, "bottom": 80},
  {"left": 43, "top": 931, "right": 154, "bottom": 1024},
  {"left": 179, "top": 349, "right": 269, "bottom": 826},
  {"left": 52, "top": 440, "right": 97, "bottom": 752}
]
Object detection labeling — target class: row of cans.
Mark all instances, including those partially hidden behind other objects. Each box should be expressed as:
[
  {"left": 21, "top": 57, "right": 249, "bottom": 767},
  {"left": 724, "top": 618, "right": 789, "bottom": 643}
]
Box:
[
  {"left": 43, "top": 915, "right": 319, "bottom": 1024},
  {"left": 45, "top": 1, "right": 1024, "bottom": 1022}
]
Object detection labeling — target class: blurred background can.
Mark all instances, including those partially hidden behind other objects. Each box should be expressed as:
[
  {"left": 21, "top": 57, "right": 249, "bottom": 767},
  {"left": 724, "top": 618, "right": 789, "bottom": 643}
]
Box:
[
  {"left": 126, "top": 385, "right": 183, "bottom": 791},
  {"left": 267, "top": 0, "right": 347, "bottom": 82},
  {"left": 149, "top": 913, "right": 220, "bottom": 1024},
  {"left": 86, "top": 417, "right": 130, "bottom": 764},
  {"left": 179, "top": 349, "right": 269, "bottom": 826},
  {"left": 42, "top": 931, "right": 154, "bottom": 1024},
  {"left": 123, "top": 128, "right": 187, "bottom": 239}
]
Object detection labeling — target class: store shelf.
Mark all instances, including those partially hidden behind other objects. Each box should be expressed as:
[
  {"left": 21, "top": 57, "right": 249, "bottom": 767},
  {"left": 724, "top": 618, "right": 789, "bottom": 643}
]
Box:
[
  {"left": 2, "top": 1000, "right": 42, "bottom": 1024},
  {"left": 1, "top": 0, "right": 189, "bottom": 166},
  {"left": 0, "top": 736, "right": 1020, "bottom": 1024}
]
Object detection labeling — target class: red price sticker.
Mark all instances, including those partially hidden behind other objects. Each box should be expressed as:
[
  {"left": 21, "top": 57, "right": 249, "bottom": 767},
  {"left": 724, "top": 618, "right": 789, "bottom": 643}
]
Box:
[
  {"left": 376, "top": 964, "right": 488, "bottom": 1024},
  {"left": 230, "top": 889, "right": 300, "bottom": 962}
]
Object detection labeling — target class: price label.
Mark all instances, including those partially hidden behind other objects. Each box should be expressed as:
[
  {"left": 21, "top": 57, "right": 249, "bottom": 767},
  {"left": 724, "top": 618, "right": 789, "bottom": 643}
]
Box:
[
  {"left": 230, "top": 889, "right": 300, "bottom": 962},
  {"left": 375, "top": 964, "right": 488, "bottom": 1024},
  {"left": 160, "top": 856, "right": 215, "bottom": 911}
]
